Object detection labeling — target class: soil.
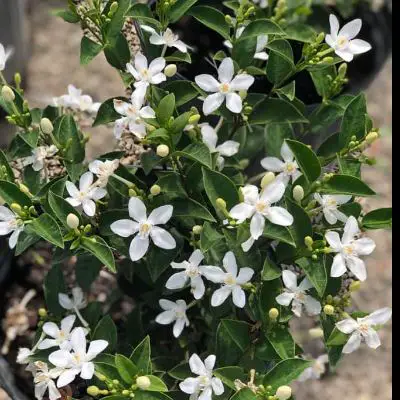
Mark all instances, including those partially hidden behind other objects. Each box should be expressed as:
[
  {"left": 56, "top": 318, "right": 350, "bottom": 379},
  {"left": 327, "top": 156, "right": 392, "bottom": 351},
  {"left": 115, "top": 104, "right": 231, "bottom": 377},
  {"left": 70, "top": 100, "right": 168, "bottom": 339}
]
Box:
[{"left": 0, "top": 1, "right": 392, "bottom": 399}]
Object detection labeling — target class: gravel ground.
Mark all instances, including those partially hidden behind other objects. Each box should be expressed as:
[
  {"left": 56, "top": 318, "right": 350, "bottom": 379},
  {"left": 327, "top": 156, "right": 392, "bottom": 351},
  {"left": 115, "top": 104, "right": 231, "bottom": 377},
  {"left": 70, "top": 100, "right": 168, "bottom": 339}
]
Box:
[{"left": 2, "top": 1, "right": 393, "bottom": 399}]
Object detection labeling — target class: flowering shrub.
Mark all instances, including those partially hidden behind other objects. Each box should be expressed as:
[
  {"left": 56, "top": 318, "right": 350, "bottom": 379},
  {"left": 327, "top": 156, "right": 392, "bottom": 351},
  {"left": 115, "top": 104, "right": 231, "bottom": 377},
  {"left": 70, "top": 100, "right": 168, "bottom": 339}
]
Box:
[{"left": 0, "top": 1, "right": 392, "bottom": 400}]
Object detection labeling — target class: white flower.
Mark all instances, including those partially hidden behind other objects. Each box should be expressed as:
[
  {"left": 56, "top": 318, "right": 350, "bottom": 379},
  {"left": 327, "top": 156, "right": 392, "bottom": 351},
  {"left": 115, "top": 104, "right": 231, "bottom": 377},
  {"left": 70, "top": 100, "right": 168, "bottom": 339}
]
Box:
[
  {"left": 297, "top": 355, "right": 329, "bottom": 382},
  {"left": 155, "top": 299, "right": 189, "bottom": 338},
  {"left": 325, "top": 14, "right": 372, "bottom": 62},
  {"left": 179, "top": 354, "right": 224, "bottom": 400},
  {"left": 166, "top": 249, "right": 211, "bottom": 300},
  {"left": 202, "top": 251, "right": 254, "bottom": 308},
  {"left": 110, "top": 197, "right": 176, "bottom": 262},
  {"left": 17, "top": 347, "right": 33, "bottom": 364},
  {"left": 89, "top": 159, "right": 119, "bottom": 187},
  {"left": 65, "top": 172, "right": 107, "bottom": 217},
  {"left": 49, "top": 327, "right": 108, "bottom": 387},
  {"left": 336, "top": 307, "right": 392, "bottom": 354},
  {"left": 0, "top": 43, "right": 13, "bottom": 71},
  {"left": 53, "top": 84, "right": 100, "bottom": 113},
  {"left": 230, "top": 182, "right": 293, "bottom": 252},
  {"left": 58, "top": 287, "right": 87, "bottom": 311},
  {"left": 260, "top": 142, "right": 302, "bottom": 186},
  {"left": 224, "top": 26, "right": 269, "bottom": 61},
  {"left": 141, "top": 25, "right": 188, "bottom": 53},
  {"left": 195, "top": 57, "right": 254, "bottom": 115},
  {"left": 0, "top": 206, "right": 24, "bottom": 249},
  {"left": 276, "top": 270, "right": 321, "bottom": 317},
  {"left": 201, "top": 124, "right": 240, "bottom": 170},
  {"left": 23, "top": 145, "right": 58, "bottom": 172},
  {"left": 126, "top": 52, "right": 166, "bottom": 89},
  {"left": 325, "top": 216, "right": 376, "bottom": 281},
  {"left": 314, "top": 194, "right": 351, "bottom": 225},
  {"left": 113, "top": 85, "right": 156, "bottom": 140},
  {"left": 38, "top": 315, "right": 76, "bottom": 351},
  {"left": 252, "top": 0, "right": 268, "bottom": 8},
  {"left": 33, "top": 362, "right": 62, "bottom": 400}
]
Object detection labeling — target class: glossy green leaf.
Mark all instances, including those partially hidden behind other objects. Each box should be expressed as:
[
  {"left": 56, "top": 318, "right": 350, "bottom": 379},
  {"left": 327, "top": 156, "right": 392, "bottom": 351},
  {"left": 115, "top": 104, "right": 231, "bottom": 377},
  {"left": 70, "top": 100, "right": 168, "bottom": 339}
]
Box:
[
  {"left": 188, "top": 6, "right": 230, "bottom": 40},
  {"left": 320, "top": 175, "right": 376, "bottom": 196},
  {"left": 80, "top": 235, "right": 116, "bottom": 272},
  {"left": 27, "top": 214, "right": 64, "bottom": 248},
  {"left": 362, "top": 208, "right": 392, "bottom": 230},
  {"left": 93, "top": 315, "right": 117, "bottom": 352},
  {"left": 296, "top": 256, "right": 327, "bottom": 297}
]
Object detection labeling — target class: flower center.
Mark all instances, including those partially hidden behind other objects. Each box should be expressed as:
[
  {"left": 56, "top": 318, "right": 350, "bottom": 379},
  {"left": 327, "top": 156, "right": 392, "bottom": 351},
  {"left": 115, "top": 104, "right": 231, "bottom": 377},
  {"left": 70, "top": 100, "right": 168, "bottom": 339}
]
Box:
[
  {"left": 285, "top": 162, "right": 297, "bottom": 174},
  {"left": 139, "top": 222, "right": 152, "bottom": 236},
  {"left": 73, "top": 352, "right": 82, "bottom": 364},
  {"left": 199, "top": 375, "right": 210, "bottom": 387},
  {"left": 220, "top": 83, "right": 231, "bottom": 93},
  {"left": 343, "top": 245, "right": 355, "bottom": 256},
  {"left": 175, "top": 310, "right": 185, "bottom": 319},
  {"left": 186, "top": 264, "right": 199, "bottom": 278},
  {"left": 224, "top": 273, "right": 236, "bottom": 285},
  {"left": 327, "top": 198, "right": 337, "bottom": 208},
  {"left": 359, "top": 323, "right": 369, "bottom": 335},
  {"left": 255, "top": 201, "right": 268, "bottom": 213},
  {"left": 141, "top": 68, "right": 150, "bottom": 79},
  {"left": 337, "top": 36, "right": 349, "bottom": 48},
  {"left": 295, "top": 292, "right": 306, "bottom": 302}
]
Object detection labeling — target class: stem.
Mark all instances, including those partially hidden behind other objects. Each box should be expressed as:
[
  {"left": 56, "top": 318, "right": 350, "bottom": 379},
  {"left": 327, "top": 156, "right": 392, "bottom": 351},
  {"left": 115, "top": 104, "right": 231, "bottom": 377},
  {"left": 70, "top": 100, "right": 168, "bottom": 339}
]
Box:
[
  {"left": 214, "top": 116, "right": 224, "bottom": 133},
  {"left": 74, "top": 306, "right": 89, "bottom": 328},
  {"left": 248, "top": 172, "right": 266, "bottom": 184},
  {"left": 0, "top": 71, "right": 6, "bottom": 85},
  {"left": 161, "top": 45, "right": 168, "bottom": 57},
  {"left": 111, "top": 173, "right": 134, "bottom": 187},
  {"left": 318, "top": 47, "right": 335, "bottom": 58}
]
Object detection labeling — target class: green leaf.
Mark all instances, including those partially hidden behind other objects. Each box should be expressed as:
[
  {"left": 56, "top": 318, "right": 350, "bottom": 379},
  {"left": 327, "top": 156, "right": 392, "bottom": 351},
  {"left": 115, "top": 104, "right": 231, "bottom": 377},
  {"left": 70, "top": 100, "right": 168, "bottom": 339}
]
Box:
[
  {"left": 105, "top": 0, "right": 132, "bottom": 39},
  {"left": 104, "top": 33, "right": 131, "bottom": 70},
  {"left": 164, "top": 81, "right": 199, "bottom": 107},
  {"left": 276, "top": 81, "right": 296, "bottom": 101},
  {"left": 156, "top": 173, "right": 187, "bottom": 197},
  {"left": 262, "top": 257, "right": 281, "bottom": 281},
  {"left": 238, "top": 19, "right": 285, "bottom": 39},
  {"left": 263, "top": 222, "right": 295, "bottom": 247},
  {"left": 285, "top": 197, "right": 312, "bottom": 246},
  {"left": 339, "top": 93, "right": 367, "bottom": 147},
  {"left": 80, "top": 36, "right": 103, "bottom": 65},
  {"left": 264, "top": 123, "right": 293, "bottom": 157},
  {"left": 75, "top": 254, "right": 102, "bottom": 291},
  {"left": 130, "top": 336, "right": 151, "bottom": 374},
  {"left": 80, "top": 235, "right": 116, "bottom": 272},
  {"left": 175, "top": 143, "right": 212, "bottom": 169},
  {"left": 157, "top": 94, "right": 176, "bottom": 126},
  {"left": 202, "top": 167, "right": 239, "bottom": 213},
  {"left": 284, "top": 23, "right": 316, "bottom": 43},
  {"left": 200, "top": 222, "right": 224, "bottom": 253},
  {"left": 0, "top": 180, "right": 32, "bottom": 207},
  {"left": 48, "top": 191, "right": 82, "bottom": 229},
  {"left": 250, "top": 98, "right": 307, "bottom": 125},
  {"left": 320, "top": 175, "right": 376, "bottom": 196},
  {"left": 296, "top": 257, "right": 327, "bottom": 297},
  {"left": 286, "top": 139, "right": 321, "bottom": 183},
  {"left": 263, "top": 358, "right": 311, "bottom": 390},
  {"left": 309, "top": 65, "right": 337, "bottom": 99},
  {"left": 230, "top": 388, "right": 257, "bottom": 400},
  {"left": 188, "top": 6, "right": 230, "bottom": 40},
  {"left": 0, "top": 150, "right": 15, "bottom": 181},
  {"left": 133, "top": 393, "right": 172, "bottom": 400},
  {"left": 266, "top": 39, "right": 295, "bottom": 85},
  {"left": 213, "top": 367, "right": 246, "bottom": 390},
  {"left": 168, "top": 363, "right": 191, "bottom": 380},
  {"left": 169, "top": 0, "right": 199, "bottom": 23},
  {"left": 44, "top": 263, "right": 66, "bottom": 317},
  {"left": 362, "top": 208, "right": 392, "bottom": 230},
  {"left": 171, "top": 198, "right": 216, "bottom": 222},
  {"left": 93, "top": 97, "right": 126, "bottom": 126},
  {"left": 115, "top": 354, "right": 138, "bottom": 384},
  {"left": 53, "top": 9, "right": 80, "bottom": 23},
  {"left": 15, "top": 232, "right": 40, "bottom": 256},
  {"left": 266, "top": 325, "right": 296, "bottom": 359},
  {"left": 93, "top": 315, "right": 117, "bottom": 352},
  {"left": 144, "top": 375, "right": 168, "bottom": 392},
  {"left": 326, "top": 327, "right": 349, "bottom": 347},
  {"left": 27, "top": 214, "right": 64, "bottom": 248}
]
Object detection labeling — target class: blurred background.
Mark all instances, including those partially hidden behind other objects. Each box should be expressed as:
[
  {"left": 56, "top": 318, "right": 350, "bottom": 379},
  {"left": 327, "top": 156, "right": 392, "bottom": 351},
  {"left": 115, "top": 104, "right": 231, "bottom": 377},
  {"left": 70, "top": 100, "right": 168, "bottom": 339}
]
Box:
[{"left": 0, "top": 1, "right": 392, "bottom": 399}]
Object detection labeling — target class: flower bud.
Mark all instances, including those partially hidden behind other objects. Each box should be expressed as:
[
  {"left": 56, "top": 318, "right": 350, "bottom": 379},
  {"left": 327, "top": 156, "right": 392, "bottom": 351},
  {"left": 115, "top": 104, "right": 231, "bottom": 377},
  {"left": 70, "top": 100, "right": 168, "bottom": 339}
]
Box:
[
  {"left": 67, "top": 213, "right": 80, "bottom": 229},
  {"left": 365, "top": 131, "right": 379, "bottom": 144},
  {"left": 322, "top": 56, "right": 334, "bottom": 63},
  {"left": 225, "top": 15, "right": 233, "bottom": 25},
  {"left": 10, "top": 203, "right": 22, "bottom": 215},
  {"left": 164, "top": 64, "right": 177, "bottom": 78},
  {"left": 19, "top": 183, "right": 31, "bottom": 195},
  {"left": 216, "top": 198, "right": 227, "bottom": 210},
  {"left": 292, "top": 185, "right": 304, "bottom": 202},
  {"left": 309, "top": 327, "right": 324, "bottom": 339},
  {"left": 192, "top": 225, "right": 203, "bottom": 235},
  {"left": 276, "top": 385, "right": 292, "bottom": 400},
  {"left": 1, "top": 85, "right": 15, "bottom": 102},
  {"left": 188, "top": 114, "right": 201, "bottom": 125},
  {"left": 261, "top": 172, "right": 275, "bottom": 188},
  {"left": 238, "top": 159, "right": 249, "bottom": 170},
  {"left": 40, "top": 118, "right": 54, "bottom": 134},
  {"left": 136, "top": 376, "right": 151, "bottom": 390},
  {"left": 239, "top": 90, "right": 248, "bottom": 100},
  {"left": 315, "top": 32, "right": 325, "bottom": 44},
  {"left": 338, "top": 63, "right": 347, "bottom": 78},
  {"left": 14, "top": 72, "right": 22, "bottom": 86},
  {"left": 122, "top": 390, "right": 131, "bottom": 396},
  {"left": 349, "top": 280, "right": 361, "bottom": 292},
  {"left": 129, "top": 188, "right": 137, "bottom": 197},
  {"left": 323, "top": 305, "right": 335, "bottom": 315},
  {"left": 157, "top": 144, "right": 170, "bottom": 157},
  {"left": 150, "top": 184, "right": 161, "bottom": 196},
  {"left": 110, "top": 1, "right": 118, "bottom": 12},
  {"left": 38, "top": 308, "right": 47, "bottom": 318},
  {"left": 304, "top": 236, "right": 313, "bottom": 248},
  {"left": 87, "top": 386, "right": 100, "bottom": 396},
  {"left": 268, "top": 308, "right": 279, "bottom": 321}
]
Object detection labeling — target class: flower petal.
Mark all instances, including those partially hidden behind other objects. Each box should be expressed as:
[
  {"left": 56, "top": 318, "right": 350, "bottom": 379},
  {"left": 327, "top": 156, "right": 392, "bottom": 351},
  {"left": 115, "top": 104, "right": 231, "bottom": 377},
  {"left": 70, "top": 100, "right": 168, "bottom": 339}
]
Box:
[
  {"left": 129, "top": 235, "right": 150, "bottom": 261},
  {"left": 42, "top": 322, "right": 60, "bottom": 339},
  {"left": 65, "top": 181, "right": 79, "bottom": 198},
  {"left": 195, "top": 74, "right": 220, "bottom": 92},
  {"left": 204, "top": 354, "right": 216, "bottom": 371},
  {"left": 223, "top": 251, "right": 238, "bottom": 276},
  {"left": 342, "top": 216, "right": 359, "bottom": 244},
  {"left": 340, "top": 18, "right": 362, "bottom": 39},
  {"left": 149, "top": 57, "right": 166, "bottom": 74},
  {"left": 111, "top": 219, "right": 139, "bottom": 238},
  {"left": 58, "top": 293, "right": 73, "bottom": 310},
  {"left": 79, "top": 172, "right": 93, "bottom": 191},
  {"left": 342, "top": 332, "right": 362, "bottom": 354},
  {"left": 329, "top": 14, "right": 340, "bottom": 38},
  {"left": 87, "top": 340, "right": 108, "bottom": 360},
  {"left": 156, "top": 310, "right": 176, "bottom": 325},
  {"left": 148, "top": 205, "right": 173, "bottom": 225},
  {"left": 225, "top": 92, "right": 243, "bottom": 114},
  {"left": 166, "top": 272, "right": 188, "bottom": 290},
  {"left": 260, "top": 181, "right": 285, "bottom": 204},
  {"left": 203, "top": 93, "right": 225, "bottom": 115},
  {"left": 232, "top": 286, "right": 246, "bottom": 308},
  {"left": 347, "top": 256, "right": 367, "bottom": 281},
  {"left": 266, "top": 207, "right": 294, "bottom": 226},
  {"left": 218, "top": 57, "right": 234, "bottom": 83},
  {"left": 0, "top": 206, "right": 15, "bottom": 221},
  {"left": 276, "top": 292, "right": 295, "bottom": 306},
  {"left": 230, "top": 203, "right": 255, "bottom": 221},
  {"left": 150, "top": 226, "right": 176, "bottom": 249},
  {"left": 331, "top": 253, "right": 347, "bottom": 277},
  {"left": 349, "top": 39, "right": 371, "bottom": 54},
  {"left": 236, "top": 268, "right": 255, "bottom": 285},
  {"left": 49, "top": 350, "right": 71, "bottom": 368},
  {"left": 189, "top": 249, "right": 204, "bottom": 267},
  {"left": 211, "top": 377, "right": 225, "bottom": 395},
  {"left": 260, "top": 157, "right": 285, "bottom": 172},
  {"left": 230, "top": 74, "right": 255, "bottom": 91},
  {"left": 325, "top": 231, "right": 342, "bottom": 252},
  {"left": 57, "top": 369, "right": 79, "bottom": 388},
  {"left": 250, "top": 213, "right": 265, "bottom": 240},
  {"left": 211, "top": 286, "right": 232, "bottom": 307},
  {"left": 189, "top": 354, "right": 207, "bottom": 376},
  {"left": 217, "top": 140, "right": 240, "bottom": 157},
  {"left": 336, "top": 318, "right": 358, "bottom": 334},
  {"left": 353, "top": 237, "right": 376, "bottom": 256},
  {"left": 80, "top": 362, "right": 95, "bottom": 379},
  {"left": 361, "top": 308, "right": 392, "bottom": 326},
  {"left": 201, "top": 124, "right": 218, "bottom": 151},
  {"left": 191, "top": 276, "right": 206, "bottom": 300},
  {"left": 200, "top": 266, "right": 226, "bottom": 283},
  {"left": 282, "top": 270, "right": 298, "bottom": 290},
  {"left": 180, "top": 377, "right": 200, "bottom": 394},
  {"left": 304, "top": 295, "right": 322, "bottom": 316},
  {"left": 82, "top": 199, "right": 96, "bottom": 217},
  {"left": 128, "top": 197, "right": 147, "bottom": 222},
  {"left": 173, "top": 318, "right": 186, "bottom": 338}
]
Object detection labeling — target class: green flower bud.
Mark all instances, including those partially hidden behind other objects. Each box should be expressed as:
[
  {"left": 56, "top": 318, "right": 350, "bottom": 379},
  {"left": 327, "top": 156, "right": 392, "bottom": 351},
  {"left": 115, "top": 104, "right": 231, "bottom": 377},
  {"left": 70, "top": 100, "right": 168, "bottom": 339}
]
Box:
[
  {"left": 122, "top": 390, "right": 131, "bottom": 396},
  {"left": 338, "top": 63, "right": 347, "bottom": 78},
  {"left": 136, "top": 376, "right": 151, "bottom": 390},
  {"left": 349, "top": 280, "right": 361, "bottom": 292},
  {"left": 157, "top": 144, "right": 170, "bottom": 157},
  {"left": 239, "top": 90, "right": 248, "bottom": 100},
  {"left": 216, "top": 198, "right": 226, "bottom": 210},
  {"left": 315, "top": 32, "right": 325, "bottom": 44},
  {"left": 312, "top": 254, "right": 318, "bottom": 260},
  {"left": 164, "top": 64, "right": 177, "bottom": 77},
  {"left": 268, "top": 308, "right": 279, "bottom": 321},
  {"left": 38, "top": 308, "right": 47, "bottom": 318},
  {"left": 304, "top": 236, "right": 314, "bottom": 248},
  {"left": 19, "top": 183, "right": 31, "bottom": 195},
  {"left": 244, "top": 106, "right": 253, "bottom": 114},
  {"left": 1, "top": 86, "right": 15, "bottom": 102},
  {"left": 324, "top": 304, "right": 335, "bottom": 315},
  {"left": 67, "top": 213, "right": 80, "bottom": 229},
  {"left": 309, "top": 327, "right": 324, "bottom": 339},
  {"left": 322, "top": 56, "right": 334, "bottom": 63},
  {"left": 276, "top": 385, "right": 292, "bottom": 400},
  {"left": 110, "top": 1, "right": 118, "bottom": 13},
  {"left": 87, "top": 386, "right": 100, "bottom": 396},
  {"left": 365, "top": 131, "right": 379, "bottom": 144},
  {"left": 14, "top": 73, "right": 22, "bottom": 86},
  {"left": 40, "top": 118, "right": 54, "bottom": 134},
  {"left": 188, "top": 114, "right": 201, "bottom": 125},
  {"left": 238, "top": 159, "right": 249, "bottom": 169},
  {"left": 292, "top": 185, "right": 304, "bottom": 202},
  {"left": 261, "top": 172, "right": 275, "bottom": 188},
  {"left": 150, "top": 184, "right": 161, "bottom": 196},
  {"left": 192, "top": 225, "right": 203, "bottom": 235},
  {"left": 84, "top": 224, "right": 92, "bottom": 234},
  {"left": 129, "top": 188, "right": 137, "bottom": 197},
  {"left": 225, "top": 15, "right": 233, "bottom": 25},
  {"left": 10, "top": 203, "right": 22, "bottom": 214}
]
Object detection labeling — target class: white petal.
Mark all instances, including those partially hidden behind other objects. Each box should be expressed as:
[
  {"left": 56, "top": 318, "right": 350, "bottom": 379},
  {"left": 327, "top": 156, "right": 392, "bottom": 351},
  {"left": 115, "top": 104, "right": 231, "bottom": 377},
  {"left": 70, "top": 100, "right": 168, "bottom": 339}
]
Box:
[
  {"left": 349, "top": 39, "right": 371, "bottom": 54},
  {"left": 201, "top": 124, "right": 218, "bottom": 151},
  {"left": 241, "top": 185, "right": 260, "bottom": 204},
  {"left": 140, "top": 25, "right": 157, "bottom": 35},
  {"left": 347, "top": 256, "right": 367, "bottom": 281},
  {"left": 304, "top": 296, "right": 322, "bottom": 316},
  {"left": 331, "top": 254, "right": 347, "bottom": 277},
  {"left": 254, "top": 51, "right": 269, "bottom": 60},
  {"left": 329, "top": 14, "right": 340, "bottom": 38},
  {"left": 180, "top": 378, "right": 200, "bottom": 394},
  {"left": 0, "top": 206, "right": 15, "bottom": 221},
  {"left": 148, "top": 205, "right": 173, "bottom": 225},
  {"left": 191, "top": 276, "right": 206, "bottom": 300},
  {"left": 282, "top": 270, "right": 298, "bottom": 290},
  {"left": 189, "top": 249, "right": 204, "bottom": 267},
  {"left": 230, "top": 203, "right": 255, "bottom": 221},
  {"left": 292, "top": 299, "right": 303, "bottom": 317},
  {"left": 129, "top": 235, "right": 150, "bottom": 261},
  {"left": 250, "top": 213, "right": 265, "bottom": 240},
  {"left": 276, "top": 292, "right": 295, "bottom": 306},
  {"left": 42, "top": 322, "right": 60, "bottom": 339},
  {"left": 230, "top": 74, "right": 255, "bottom": 91},
  {"left": 0, "top": 221, "right": 13, "bottom": 236},
  {"left": 128, "top": 197, "right": 147, "bottom": 222},
  {"left": 111, "top": 219, "right": 139, "bottom": 237},
  {"left": 126, "top": 62, "right": 141, "bottom": 80},
  {"left": 203, "top": 93, "right": 225, "bottom": 115},
  {"left": 325, "top": 34, "right": 336, "bottom": 48},
  {"left": 211, "top": 377, "right": 224, "bottom": 395},
  {"left": 200, "top": 266, "right": 226, "bottom": 283},
  {"left": 56, "top": 369, "right": 78, "bottom": 388},
  {"left": 58, "top": 294, "right": 73, "bottom": 310},
  {"left": 86, "top": 339, "right": 108, "bottom": 360},
  {"left": 364, "top": 328, "right": 381, "bottom": 349},
  {"left": 217, "top": 140, "right": 240, "bottom": 157},
  {"left": 336, "top": 318, "right": 358, "bottom": 334},
  {"left": 218, "top": 58, "right": 234, "bottom": 83},
  {"left": 156, "top": 309, "right": 176, "bottom": 325},
  {"left": 173, "top": 318, "right": 186, "bottom": 337},
  {"left": 362, "top": 308, "right": 392, "bottom": 326},
  {"left": 173, "top": 40, "right": 188, "bottom": 53},
  {"left": 79, "top": 172, "right": 93, "bottom": 191},
  {"left": 298, "top": 277, "right": 313, "bottom": 291},
  {"left": 134, "top": 52, "right": 149, "bottom": 71},
  {"left": 325, "top": 231, "right": 342, "bottom": 252},
  {"left": 339, "top": 18, "right": 362, "bottom": 39},
  {"left": 49, "top": 350, "right": 71, "bottom": 368},
  {"left": 280, "top": 142, "right": 294, "bottom": 162},
  {"left": 211, "top": 286, "right": 232, "bottom": 307},
  {"left": 189, "top": 354, "right": 207, "bottom": 376},
  {"left": 8, "top": 229, "right": 21, "bottom": 249},
  {"left": 149, "top": 57, "right": 166, "bottom": 74},
  {"left": 199, "top": 386, "right": 213, "bottom": 400},
  {"left": 80, "top": 362, "right": 95, "bottom": 379},
  {"left": 342, "top": 216, "right": 359, "bottom": 244},
  {"left": 70, "top": 327, "right": 87, "bottom": 355},
  {"left": 38, "top": 338, "right": 58, "bottom": 350},
  {"left": 260, "top": 181, "right": 285, "bottom": 204},
  {"left": 236, "top": 268, "right": 255, "bottom": 285},
  {"left": 226, "top": 92, "right": 243, "bottom": 114},
  {"left": 241, "top": 237, "right": 255, "bottom": 252},
  {"left": 353, "top": 237, "right": 376, "bottom": 255},
  {"left": 342, "top": 332, "right": 361, "bottom": 354},
  {"left": 166, "top": 272, "right": 188, "bottom": 290},
  {"left": 336, "top": 49, "right": 354, "bottom": 62},
  {"left": 159, "top": 299, "right": 177, "bottom": 310},
  {"left": 232, "top": 286, "right": 246, "bottom": 308},
  {"left": 261, "top": 157, "right": 285, "bottom": 172},
  {"left": 266, "top": 207, "right": 294, "bottom": 226},
  {"left": 65, "top": 181, "right": 79, "bottom": 198},
  {"left": 140, "top": 106, "right": 156, "bottom": 119},
  {"left": 151, "top": 72, "right": 167, "bottom": 85},
  {"left": 324, "top": 209, "right": 338, "bottom": 225},
  {"left": 150, "top": 226, "right": 176, "bottom": 249},
  {"left": 47, "top": 381, "right": 61, "bottom": 400},
  {"left": 203, "top": 355, "right": 216, "bottom": 371},
  {"left": 195, "top": 74, "right": 220, "bottom": 92},
  {"left": 82, "top": 199, "right": 96, "bottom": 217},
  {"left": 223, "top": 251, "right": 238, "bottom": 276}
]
